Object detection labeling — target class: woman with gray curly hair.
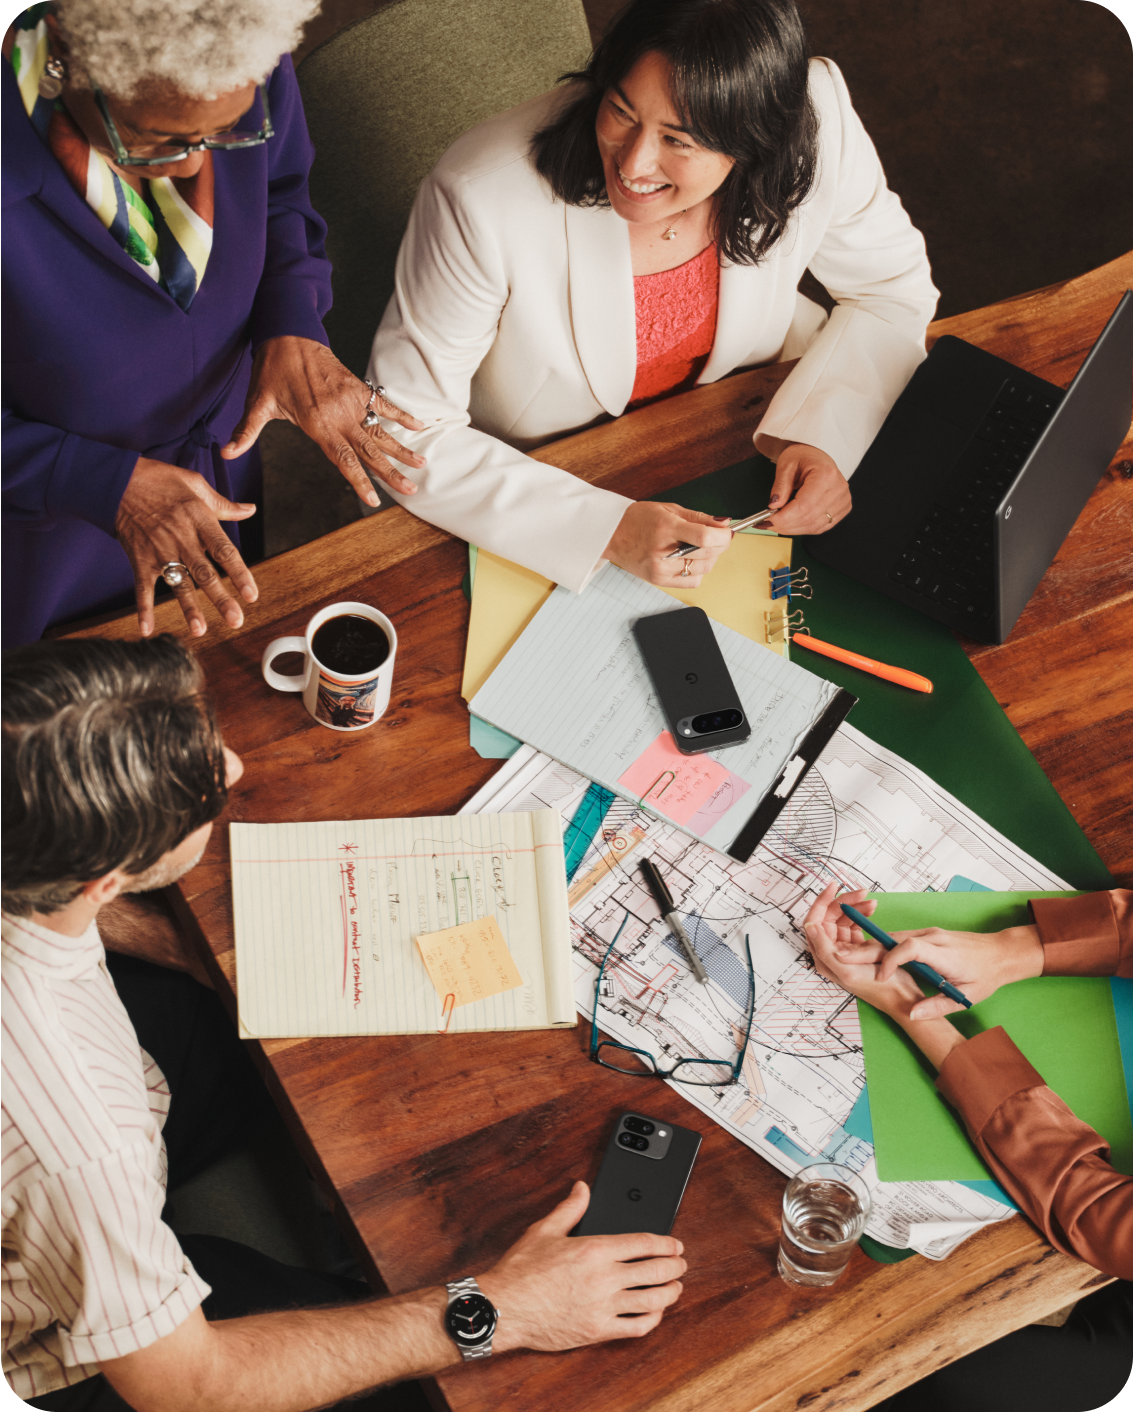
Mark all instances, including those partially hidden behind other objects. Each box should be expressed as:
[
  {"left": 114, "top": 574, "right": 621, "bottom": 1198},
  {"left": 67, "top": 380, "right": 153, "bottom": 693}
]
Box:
[{"left": 2, "top": 0, "right": 423, "bottom": 647}]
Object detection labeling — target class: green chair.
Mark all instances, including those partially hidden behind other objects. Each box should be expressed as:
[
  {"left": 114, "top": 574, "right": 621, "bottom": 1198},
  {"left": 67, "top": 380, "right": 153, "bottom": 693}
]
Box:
[{"left": 297, "top": 0, "right": 595, "bottom": 381}]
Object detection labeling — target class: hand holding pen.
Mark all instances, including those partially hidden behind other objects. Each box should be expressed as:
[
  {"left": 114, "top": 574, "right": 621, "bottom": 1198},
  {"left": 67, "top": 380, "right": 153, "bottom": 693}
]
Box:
[
  {"left": 662, "top": 445, "right": 852, "bottom": 562},
  {"left": 764, "top": 444, "right": 852, "bottom": 537},
  {"left": 802, "top": 884, "right": 976, "bottom": 1018},
  {"left": 838, "top": 903, "right": 973, "bottom": 1009}
]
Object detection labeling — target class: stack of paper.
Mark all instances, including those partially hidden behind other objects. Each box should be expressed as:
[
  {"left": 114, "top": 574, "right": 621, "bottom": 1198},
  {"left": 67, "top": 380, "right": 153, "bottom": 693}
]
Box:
[
  {"left": 461, "top": 535, "right": 793, "bottom": 759},
  {"left": 468, "top": 567, "right": 838, "bottom": 854}
]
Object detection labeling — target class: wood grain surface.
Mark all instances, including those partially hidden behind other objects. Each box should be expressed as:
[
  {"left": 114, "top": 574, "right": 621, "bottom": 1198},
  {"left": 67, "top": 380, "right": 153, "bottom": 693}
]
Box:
[{"left": 66, "top": 254, "right": 1132, "bottom": 1411}]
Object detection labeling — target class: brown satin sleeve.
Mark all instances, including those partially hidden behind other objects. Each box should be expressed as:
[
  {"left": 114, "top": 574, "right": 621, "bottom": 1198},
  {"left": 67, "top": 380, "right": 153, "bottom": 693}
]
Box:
[
  {"left": 1031, "top": 889, "right": 1133, "bottom": 977},
  {"left": 936, "top": 1027, "right": 1133, "bottom": 1278}
]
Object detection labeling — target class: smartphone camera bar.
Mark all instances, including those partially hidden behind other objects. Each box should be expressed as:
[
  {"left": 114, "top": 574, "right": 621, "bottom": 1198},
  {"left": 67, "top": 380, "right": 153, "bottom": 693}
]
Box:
[{"left": 677, "top": 708, "right": 745, "bottom": 740}]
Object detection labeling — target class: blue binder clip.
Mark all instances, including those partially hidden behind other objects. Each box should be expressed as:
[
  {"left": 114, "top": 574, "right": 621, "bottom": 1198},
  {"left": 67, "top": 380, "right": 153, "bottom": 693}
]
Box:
[{"left": 770, "top": 567, "right": 812, "bottom": 601}]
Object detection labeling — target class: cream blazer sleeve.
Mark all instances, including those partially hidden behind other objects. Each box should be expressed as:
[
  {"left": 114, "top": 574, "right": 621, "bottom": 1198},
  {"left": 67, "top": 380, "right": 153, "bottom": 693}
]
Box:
[
  {"left": 369, "top": 92, "right": 634, "bottom": 594},
  {"left": 369, "top": 63, "right": 937, "bottom": 592},
  {"left": 751, "top": 60, "right": 940, "bottom": 471}
]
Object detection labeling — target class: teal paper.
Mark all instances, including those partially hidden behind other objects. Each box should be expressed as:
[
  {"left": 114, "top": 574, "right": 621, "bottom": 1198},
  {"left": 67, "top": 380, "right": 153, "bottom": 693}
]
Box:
[{"left": 469, "top": 714, "right": 521, "bottom": 759}]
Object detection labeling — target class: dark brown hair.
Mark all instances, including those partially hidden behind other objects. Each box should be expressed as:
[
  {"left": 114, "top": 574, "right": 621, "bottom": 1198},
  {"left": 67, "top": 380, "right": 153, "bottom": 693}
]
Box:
[
  {"left": 2, "top": 636, "right": 228, "bottom": 916},
  {"left": 532, "top": 0, "right": 818, "bottom": 266}
]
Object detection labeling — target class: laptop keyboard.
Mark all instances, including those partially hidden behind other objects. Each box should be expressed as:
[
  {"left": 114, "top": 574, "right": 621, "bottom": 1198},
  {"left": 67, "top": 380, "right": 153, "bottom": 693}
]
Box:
[{"left": 889, "top": 379, "right": 1061, "bottom": 628}]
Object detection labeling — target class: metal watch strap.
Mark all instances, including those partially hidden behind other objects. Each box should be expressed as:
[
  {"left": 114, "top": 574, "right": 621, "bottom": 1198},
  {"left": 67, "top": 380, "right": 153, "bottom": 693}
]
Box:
[{"left": 445, "top": 1276, "right": 495, "bottom": 1361}]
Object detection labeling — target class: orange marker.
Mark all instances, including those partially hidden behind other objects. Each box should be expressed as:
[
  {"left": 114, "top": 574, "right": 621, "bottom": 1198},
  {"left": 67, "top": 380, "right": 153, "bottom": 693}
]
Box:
[{"left": 791, "top": 632, "right": 933, "bottom": 694}]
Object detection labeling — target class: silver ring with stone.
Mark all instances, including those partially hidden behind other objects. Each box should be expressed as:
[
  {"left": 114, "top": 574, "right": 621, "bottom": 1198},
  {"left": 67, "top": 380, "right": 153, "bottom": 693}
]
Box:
[
  {"left": 361, "top": 379, "right": 385, "bottom": 429},
  {"left": 681, "top": 558, "right": 693, "bottom": 578},
  {"left": 160, "top": 561, "right": 193, "bottom": 589}
]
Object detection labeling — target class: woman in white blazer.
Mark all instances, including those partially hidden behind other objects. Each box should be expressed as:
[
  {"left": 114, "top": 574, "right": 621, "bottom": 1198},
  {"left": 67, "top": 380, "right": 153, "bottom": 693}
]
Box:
[{"left": 369, "top": 0, "right": 938, "bottom": 593}]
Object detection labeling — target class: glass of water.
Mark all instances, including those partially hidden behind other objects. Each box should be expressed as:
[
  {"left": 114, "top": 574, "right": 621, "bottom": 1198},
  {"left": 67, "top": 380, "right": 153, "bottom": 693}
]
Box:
[{"left": 778, "top": 1162, "right": 871, "bottom": 1288}]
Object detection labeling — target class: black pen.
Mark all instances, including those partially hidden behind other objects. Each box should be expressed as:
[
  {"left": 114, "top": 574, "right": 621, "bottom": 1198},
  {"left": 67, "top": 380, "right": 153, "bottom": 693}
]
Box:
[{"left": 639, "top": 857, "right": 709, "bottom": 984}]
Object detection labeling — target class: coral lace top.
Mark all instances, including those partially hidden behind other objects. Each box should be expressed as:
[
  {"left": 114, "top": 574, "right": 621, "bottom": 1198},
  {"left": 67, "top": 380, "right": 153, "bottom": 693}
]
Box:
[{"left": 629, "top": 242, "right": 720, "bottom": 408}]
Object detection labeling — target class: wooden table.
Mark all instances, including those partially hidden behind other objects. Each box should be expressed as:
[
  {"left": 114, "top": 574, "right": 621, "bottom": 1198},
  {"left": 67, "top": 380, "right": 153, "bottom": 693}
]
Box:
[{"left": 70, "top": 253, "right": 1132, "bottom": 1411}]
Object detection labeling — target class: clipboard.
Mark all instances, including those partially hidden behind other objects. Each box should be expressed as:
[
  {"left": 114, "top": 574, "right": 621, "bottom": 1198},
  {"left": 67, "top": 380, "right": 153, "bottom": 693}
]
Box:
[{"left": 726, "top": 686, "right": 857, "bottom": 861}]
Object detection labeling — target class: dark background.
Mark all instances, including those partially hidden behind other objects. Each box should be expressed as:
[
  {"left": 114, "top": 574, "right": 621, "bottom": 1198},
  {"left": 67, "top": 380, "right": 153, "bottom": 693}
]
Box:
[{"left": 295, "top": 0, "right": 1133, "bottom": 319}]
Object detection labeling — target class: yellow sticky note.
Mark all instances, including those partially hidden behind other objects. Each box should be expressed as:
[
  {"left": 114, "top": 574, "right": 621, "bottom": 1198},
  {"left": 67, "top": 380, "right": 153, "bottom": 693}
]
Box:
[
  {"left": 414, "top": 916, "right": 523, "bottom": 1010},
  {"left": 462, "top": 534, "right": 792, "bottom": 701}
]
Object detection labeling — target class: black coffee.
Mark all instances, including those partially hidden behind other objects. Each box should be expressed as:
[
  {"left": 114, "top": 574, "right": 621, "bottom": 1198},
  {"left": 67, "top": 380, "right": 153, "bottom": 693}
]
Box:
[{"left": 312, "top": 614, "right": 389, "bottom": 675}]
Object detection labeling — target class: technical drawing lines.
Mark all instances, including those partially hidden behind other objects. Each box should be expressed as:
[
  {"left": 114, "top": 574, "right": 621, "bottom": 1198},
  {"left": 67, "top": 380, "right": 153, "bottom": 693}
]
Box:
[{"left": 750, "top": 969, "right": 863, "bottom": 1057}]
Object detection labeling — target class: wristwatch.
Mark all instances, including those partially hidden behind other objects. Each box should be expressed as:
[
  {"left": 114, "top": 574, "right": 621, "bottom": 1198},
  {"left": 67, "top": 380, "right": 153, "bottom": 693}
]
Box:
[{"left": 444, "top": 1276, "right": 499, "bottom": 1360}]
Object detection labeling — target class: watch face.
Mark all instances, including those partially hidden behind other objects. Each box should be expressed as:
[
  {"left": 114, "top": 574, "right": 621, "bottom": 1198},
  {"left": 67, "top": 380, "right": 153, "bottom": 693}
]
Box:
[{"left": 445, "top": 1292, "right": 496, "bottom": 1346}]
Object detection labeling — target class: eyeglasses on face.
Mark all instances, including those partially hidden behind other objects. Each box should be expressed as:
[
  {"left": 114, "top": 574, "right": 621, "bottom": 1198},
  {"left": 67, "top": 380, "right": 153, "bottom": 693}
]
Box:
[
  {"left": 92, "top": 84, "right": 274, "bottom": 167},
  {"left": 588, "top": 913, "right": 755, "bottom": 1087}
]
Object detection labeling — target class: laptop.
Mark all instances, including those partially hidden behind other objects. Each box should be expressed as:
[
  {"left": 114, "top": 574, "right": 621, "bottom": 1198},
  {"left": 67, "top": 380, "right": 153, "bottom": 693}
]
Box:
[{"left": 806, "top": 289, "right": 1133, "bottom": 644}]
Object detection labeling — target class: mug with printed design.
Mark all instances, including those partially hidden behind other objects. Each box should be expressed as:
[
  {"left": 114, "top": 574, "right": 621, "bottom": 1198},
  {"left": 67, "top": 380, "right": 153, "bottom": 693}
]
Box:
[{"left": 261, "top": 601, "right": 397, "bottom": 731}]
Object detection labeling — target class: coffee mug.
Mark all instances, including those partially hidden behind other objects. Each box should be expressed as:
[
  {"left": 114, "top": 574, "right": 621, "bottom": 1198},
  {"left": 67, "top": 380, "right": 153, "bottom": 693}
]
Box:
[{"left": 261, "top": 601, "right": 398, "bottom": 731}]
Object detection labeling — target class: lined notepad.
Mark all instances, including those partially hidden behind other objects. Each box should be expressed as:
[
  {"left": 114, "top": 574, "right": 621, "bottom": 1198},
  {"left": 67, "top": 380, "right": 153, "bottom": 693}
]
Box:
[
  {"left": 468, "top": 569, "right": 837, "bottom": 854},
  {"left": 231, "top": 811, "right": 574, "bottom": 1037}
]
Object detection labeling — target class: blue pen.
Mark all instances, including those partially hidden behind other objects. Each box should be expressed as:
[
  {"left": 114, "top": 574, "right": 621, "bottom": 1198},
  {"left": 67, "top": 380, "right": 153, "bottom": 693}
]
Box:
[{"left": 839, "top": 903, "right": 973, "bottom": 1009}]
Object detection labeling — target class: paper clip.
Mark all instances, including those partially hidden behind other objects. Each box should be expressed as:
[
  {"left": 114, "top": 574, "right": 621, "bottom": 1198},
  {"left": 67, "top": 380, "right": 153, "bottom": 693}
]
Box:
[
  {"left": 765, "top": 607, "right": 805, "bottom": 644},
  {"left": 643, "top": 769, "right": 676, "bottom": 802},
  {"left": 770, "top": 566, "right": 812, "bottom": 601},
  {"left": 438, "top": 993, "right": 456, "bottom": 1034}
]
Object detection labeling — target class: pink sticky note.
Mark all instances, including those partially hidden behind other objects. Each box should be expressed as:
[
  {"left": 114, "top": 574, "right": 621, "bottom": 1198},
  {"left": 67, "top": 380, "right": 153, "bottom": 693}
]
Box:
[{"left": 618, "top": 732, "right": 733, "bottom": 826}]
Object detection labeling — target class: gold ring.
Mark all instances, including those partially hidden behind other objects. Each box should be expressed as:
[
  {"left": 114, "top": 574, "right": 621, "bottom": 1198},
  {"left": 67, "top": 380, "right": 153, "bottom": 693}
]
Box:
[
  {"left": 825, "top": 511, "right": 833, "bottom": 523},
  {"left": 681, "top": 558, "right": 693, "bottom": 578}
]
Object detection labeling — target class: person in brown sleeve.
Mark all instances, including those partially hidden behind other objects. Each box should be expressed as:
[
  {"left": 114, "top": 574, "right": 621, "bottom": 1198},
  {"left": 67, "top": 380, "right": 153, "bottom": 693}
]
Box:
[{"left": 803, "top": 882, "right": 1132, "bottom": 1412}]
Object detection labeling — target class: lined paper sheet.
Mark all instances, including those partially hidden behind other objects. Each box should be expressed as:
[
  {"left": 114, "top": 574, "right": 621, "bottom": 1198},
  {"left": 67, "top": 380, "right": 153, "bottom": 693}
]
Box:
[
  {"left": 468, "top": 569, "right": 837, "bottom": 852},
  {"left": 231, "top": 811, "right": 573, "bottom": 1038}
]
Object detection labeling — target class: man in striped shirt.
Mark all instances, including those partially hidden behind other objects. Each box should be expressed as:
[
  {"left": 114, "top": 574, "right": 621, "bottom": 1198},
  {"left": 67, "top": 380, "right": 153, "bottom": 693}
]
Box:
[{"left": 3, "top": 637, "right": 687, "bottom": 1411}]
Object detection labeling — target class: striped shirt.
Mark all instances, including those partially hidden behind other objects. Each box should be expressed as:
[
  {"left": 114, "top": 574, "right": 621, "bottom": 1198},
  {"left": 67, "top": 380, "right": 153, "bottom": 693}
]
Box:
[{"left": 2, "top": 913, "right": 209, "bottom": 1399}]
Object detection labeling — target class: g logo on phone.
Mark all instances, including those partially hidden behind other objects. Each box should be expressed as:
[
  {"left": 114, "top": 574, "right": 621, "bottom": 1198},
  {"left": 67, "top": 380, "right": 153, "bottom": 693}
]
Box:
[
  {"left": 685, "top": 672, "right": 698, "bottom": 684},
  {"left": 627, "top": 1188, "right": 643, "bottom": 1202}
]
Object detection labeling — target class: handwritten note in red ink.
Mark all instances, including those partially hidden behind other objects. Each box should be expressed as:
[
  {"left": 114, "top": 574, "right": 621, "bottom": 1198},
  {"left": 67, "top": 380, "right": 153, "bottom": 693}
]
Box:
[
  {"left": 415, "top": 916, "right": 523, "bottom": 1010},
  {"left": 617, "top": 731, "right": 732, "bottom": 826}
]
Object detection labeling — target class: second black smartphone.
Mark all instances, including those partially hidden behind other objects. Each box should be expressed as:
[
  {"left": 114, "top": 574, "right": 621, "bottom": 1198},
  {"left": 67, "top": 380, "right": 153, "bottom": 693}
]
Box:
[
  {"left": 572, "top": 1113, "right": 702, "bottom": 1237},
  {"left": 632, "top": 605, "right": 750, "bottom": 754}
]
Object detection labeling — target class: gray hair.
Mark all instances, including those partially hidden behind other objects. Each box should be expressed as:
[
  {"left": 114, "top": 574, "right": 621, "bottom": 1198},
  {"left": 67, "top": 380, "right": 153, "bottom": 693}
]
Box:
[{"left": 56, "top": 0, "right": 322, "bottom": 99}]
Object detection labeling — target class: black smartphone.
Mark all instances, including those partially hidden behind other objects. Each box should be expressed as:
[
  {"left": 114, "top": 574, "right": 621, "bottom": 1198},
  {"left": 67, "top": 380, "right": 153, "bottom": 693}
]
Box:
[
  {"left": 572, "top": 1113, "right": 702, "bottom": 1237},
  {"left": 632, "top": 606, "right": 750, "bottom": 755}
]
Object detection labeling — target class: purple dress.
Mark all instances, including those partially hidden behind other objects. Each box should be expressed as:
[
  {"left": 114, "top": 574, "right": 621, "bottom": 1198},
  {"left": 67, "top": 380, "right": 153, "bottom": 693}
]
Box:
[{"left": 1, "top": 56, "right": 333, "bottom": 646}]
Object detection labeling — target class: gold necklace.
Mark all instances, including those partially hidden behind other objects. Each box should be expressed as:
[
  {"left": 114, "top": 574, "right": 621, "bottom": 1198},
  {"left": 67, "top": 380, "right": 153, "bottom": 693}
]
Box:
[{"left": 661, "top": 209, "right": 687, "bottom": 241}]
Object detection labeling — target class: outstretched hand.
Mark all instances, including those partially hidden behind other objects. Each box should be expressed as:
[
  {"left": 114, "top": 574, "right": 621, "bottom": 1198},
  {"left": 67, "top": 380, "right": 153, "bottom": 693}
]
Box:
[
  {"left": 115, "top": 457, "right": 259, "bottom": 639},
  {"left": 221, "top": 336, "right": 426, "bottom": 504},
  {"left": 478, "top": 1181, "right": 686, "bottom": 1353}
]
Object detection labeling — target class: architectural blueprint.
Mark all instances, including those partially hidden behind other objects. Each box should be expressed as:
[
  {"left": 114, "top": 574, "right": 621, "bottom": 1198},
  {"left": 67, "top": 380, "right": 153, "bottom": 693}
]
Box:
[{"left": 463, "top": 724, "right": 1068, "bottom": 1258}]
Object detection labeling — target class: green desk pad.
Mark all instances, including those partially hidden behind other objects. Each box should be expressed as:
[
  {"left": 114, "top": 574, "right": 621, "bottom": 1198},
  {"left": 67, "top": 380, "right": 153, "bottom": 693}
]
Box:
[
  {"left": 860, "top": 892, "right": 1133, "bottom": 1182},
  {"left": 658, "top": 456, "right": 1114, "bottom": 891}
]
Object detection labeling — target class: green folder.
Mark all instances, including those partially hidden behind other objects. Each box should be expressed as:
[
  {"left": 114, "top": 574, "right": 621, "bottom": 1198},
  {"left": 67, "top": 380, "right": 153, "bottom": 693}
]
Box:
[{"left": 859, "top": 891, "right": 1133, "bottom": 1182}]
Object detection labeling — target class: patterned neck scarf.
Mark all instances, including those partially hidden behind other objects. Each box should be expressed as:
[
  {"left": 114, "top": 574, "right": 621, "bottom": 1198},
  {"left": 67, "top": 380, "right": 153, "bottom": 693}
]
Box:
[{"left": 10, "top": 4, "right": 213, "bottom": 310}]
